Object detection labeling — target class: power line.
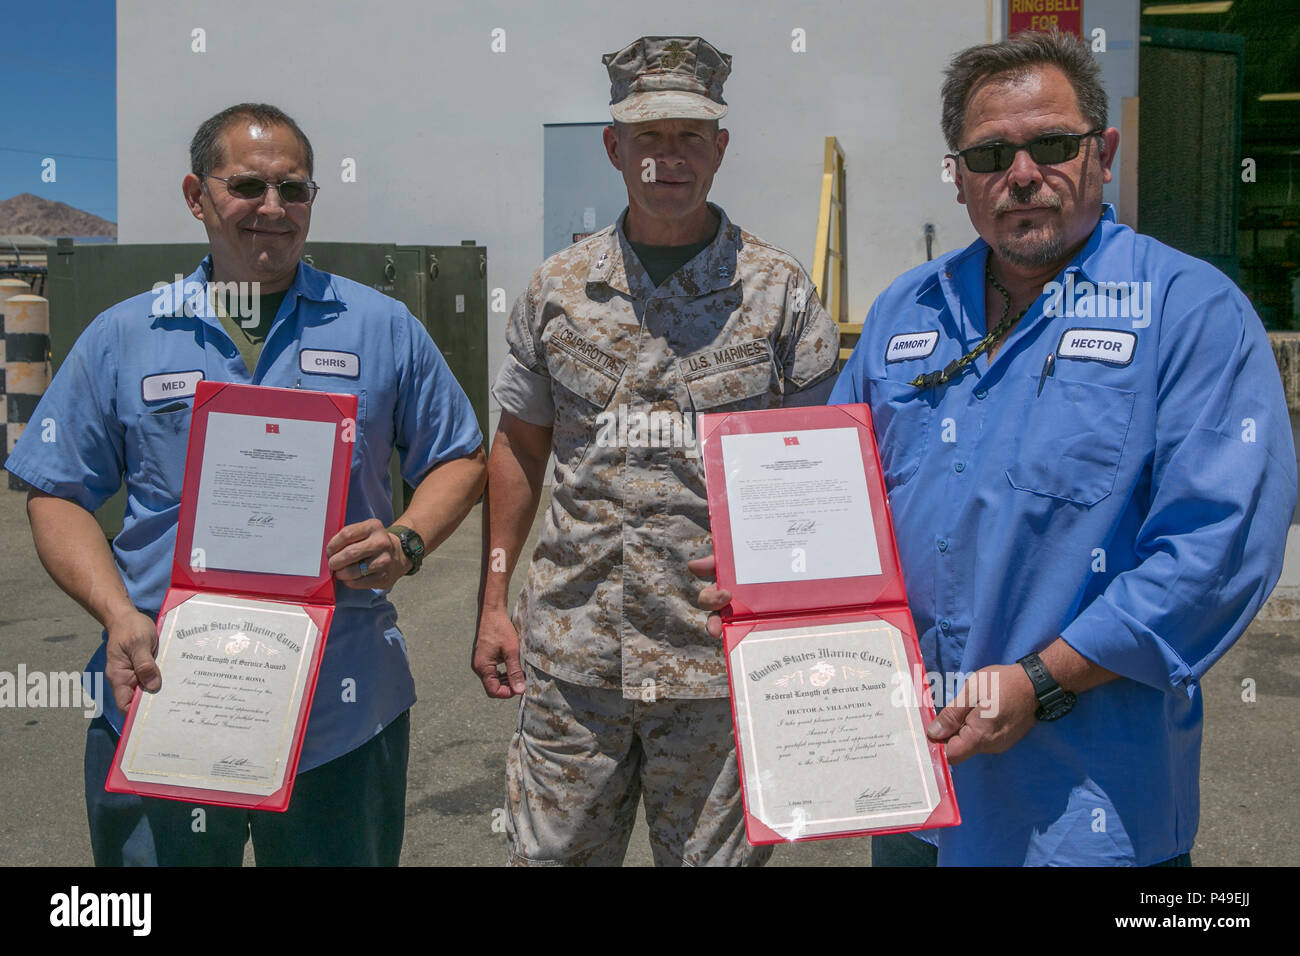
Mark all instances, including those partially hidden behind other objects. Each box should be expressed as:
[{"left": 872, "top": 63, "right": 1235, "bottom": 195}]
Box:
[
  {"left": 0, "top": 54, "right": 113, "bottom": 81},
  {"left": 0, "top": 146, "right": 116, "bottom": 163}
]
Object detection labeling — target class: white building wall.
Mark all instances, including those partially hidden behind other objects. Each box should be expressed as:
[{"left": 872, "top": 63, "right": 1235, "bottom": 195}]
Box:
[{"left": 117, "top": 1, "right": 1134, "bottom": 433}]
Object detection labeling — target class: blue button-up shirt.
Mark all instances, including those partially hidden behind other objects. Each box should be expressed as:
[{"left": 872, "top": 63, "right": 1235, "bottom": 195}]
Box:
[
  {"left": 5, "top": 257, "right": 482, "bottom": 771},
  {"left": 831, "top": 206, "right": 1296, "bottom": 865}
]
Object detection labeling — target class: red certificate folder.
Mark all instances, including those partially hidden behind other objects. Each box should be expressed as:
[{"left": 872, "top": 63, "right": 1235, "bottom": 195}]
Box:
[
  {"left": 106, "top": 382, "right": 356, "bottom": 811},
  {"left": 700, "top": 403, "right": 958, "bottom": 845}
]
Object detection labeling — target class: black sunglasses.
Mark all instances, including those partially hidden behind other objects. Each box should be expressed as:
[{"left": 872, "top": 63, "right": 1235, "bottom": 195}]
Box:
[
  {"left": 948, "top": 128, "right": 1104, "bottom": 174},
  {"left": 204, "top": 174, "right": 319, "bottom": 205}
]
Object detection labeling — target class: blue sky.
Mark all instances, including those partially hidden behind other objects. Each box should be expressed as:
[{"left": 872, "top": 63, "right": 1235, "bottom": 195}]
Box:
[{"left": 0, "top": 0, "right": 116, "bottom": 223}]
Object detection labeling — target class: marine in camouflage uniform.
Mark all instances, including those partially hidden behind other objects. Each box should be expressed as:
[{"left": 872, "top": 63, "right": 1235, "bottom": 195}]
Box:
[{"left": 474, "top": 35, "right": 839, "bottom": 866}]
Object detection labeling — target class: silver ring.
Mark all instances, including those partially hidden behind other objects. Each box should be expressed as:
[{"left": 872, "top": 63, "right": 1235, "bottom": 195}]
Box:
[{"left": 358, "top": 559, "right": 369, "bottom": 575}]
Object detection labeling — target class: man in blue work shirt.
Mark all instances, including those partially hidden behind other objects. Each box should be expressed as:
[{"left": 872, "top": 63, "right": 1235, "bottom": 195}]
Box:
[
  {"left": 696, "top": 31, "right": 1295, "bottom": 865},
  {"left": 4, "top": 103, "right": 486, "bottom": 865},
  {"left": 839, "top": 31, "right": 1294, "bottom": 866}
]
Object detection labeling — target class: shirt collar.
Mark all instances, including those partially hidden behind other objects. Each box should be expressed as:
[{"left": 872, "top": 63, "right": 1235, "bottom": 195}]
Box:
[
  {"left": 150, "top": 255, "right": 343, "bottom": 329},
  {"left": 916, "top": 202, "right": 1119, "bottom": 303},
  {"left": 1062, "top": 202, "right": 1117, "bottom": 286},
  {"left": 587, "top": 202, "right": 742, "bottom": 298}
]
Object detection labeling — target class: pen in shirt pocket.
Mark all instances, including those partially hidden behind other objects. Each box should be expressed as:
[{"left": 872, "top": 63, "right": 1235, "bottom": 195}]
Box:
[
  {"left": 150, "top": 401, "right": 189, "bottom": 414},
  {"left": 1036, "top": 352, "right": 1056, "bottom": 397}
]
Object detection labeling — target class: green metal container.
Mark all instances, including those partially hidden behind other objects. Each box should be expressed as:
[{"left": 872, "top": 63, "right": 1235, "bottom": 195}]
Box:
[{"left": 45, "top": 239, "right": 488, "bottom": 537}]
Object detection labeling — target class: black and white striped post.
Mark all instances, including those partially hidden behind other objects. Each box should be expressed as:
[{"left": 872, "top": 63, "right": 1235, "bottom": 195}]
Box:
[
  {"left": 3, "top": 292, "right": 50, "bottom": 491},
  {"left": 0, "top": 278, "right": 30, "bottom": 404},
  {"left": 0, "top": 278, "right": 32, "bottom": 479}
]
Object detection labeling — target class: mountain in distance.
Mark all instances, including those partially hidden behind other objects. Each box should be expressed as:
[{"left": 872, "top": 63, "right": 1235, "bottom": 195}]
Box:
[{"left": 0, "top": 193, "right": 116, "bottom": 238}]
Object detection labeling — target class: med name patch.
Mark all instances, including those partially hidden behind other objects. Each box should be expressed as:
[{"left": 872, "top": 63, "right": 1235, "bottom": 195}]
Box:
[{"left": 141, "top": 370, "right": 203, "bottom": 403}]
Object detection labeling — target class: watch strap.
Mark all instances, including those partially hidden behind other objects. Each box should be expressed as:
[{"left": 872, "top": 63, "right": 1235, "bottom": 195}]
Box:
[
  {"left": 1017, "top": 652, "right": 1076, "bottom": 721},
  {"left": 388, "top": 524, "right": 425, "bottom": 575}
]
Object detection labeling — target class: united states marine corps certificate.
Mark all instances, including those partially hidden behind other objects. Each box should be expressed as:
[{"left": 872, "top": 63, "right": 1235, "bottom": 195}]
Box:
[
  {"left": 699, "top": 404, "right": 959, "bottom": 844},
  {"left": 118, "top": 594, "right": 320, "bottom": 796},
  {"left": 107, "top": 382, "right": 355, "bottom": 811},
  {"left": 729, "top": 619, "right": 938, "bottom": 840}
]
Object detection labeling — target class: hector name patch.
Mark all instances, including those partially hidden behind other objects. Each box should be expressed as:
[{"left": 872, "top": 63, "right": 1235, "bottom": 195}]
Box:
[{"left": 1056, "top": 328, "right": 1136, "bottom": 366}]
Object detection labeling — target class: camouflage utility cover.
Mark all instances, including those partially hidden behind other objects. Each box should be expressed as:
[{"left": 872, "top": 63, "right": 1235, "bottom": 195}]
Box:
[
  {"left": 603, "top": 35, "right": 732, "bottom": 123},
  {"left": 493, "top": 204, "right": 839, "bottom": 699}
]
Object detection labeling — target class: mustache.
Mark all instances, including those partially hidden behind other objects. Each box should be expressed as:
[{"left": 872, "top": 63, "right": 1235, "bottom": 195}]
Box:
[{"left": 994, "top": 191, "right": 1062, "bottom": 215}]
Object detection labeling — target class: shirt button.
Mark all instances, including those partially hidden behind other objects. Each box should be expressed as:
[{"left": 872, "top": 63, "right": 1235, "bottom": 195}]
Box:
[
  {"left": 974, "top": 389, "right": 987, "bottom": 400},
  {"left": 937, "top": 538, "right": 948, "bottom": 553},
  {"left": 954, "top": 461, "right": 965, "bottom": 473},
  {"left": 939, "top": 619, "right": 951, "bottom": 633}
]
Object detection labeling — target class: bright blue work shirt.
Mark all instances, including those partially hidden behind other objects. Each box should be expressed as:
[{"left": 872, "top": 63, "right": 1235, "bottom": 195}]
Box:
[
  {"left": 5, "top": 257, "right": 482, "bottom": 772},
  {"left": 831, "top": 206, "right": 1296, "bottom": 865}
]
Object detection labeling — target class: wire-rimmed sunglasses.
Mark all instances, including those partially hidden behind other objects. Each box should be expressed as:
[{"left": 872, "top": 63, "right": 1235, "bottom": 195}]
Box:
[
  {"left": 948, "top": 128, "right": 1104, "bottom": 174},
  {"left": 203, "top": 173, "right": 320, "bottom": 205}
]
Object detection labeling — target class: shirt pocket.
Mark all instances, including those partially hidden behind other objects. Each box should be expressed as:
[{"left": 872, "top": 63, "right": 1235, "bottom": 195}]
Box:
[
  {"left": 131, "top": 404, "right": 193, "bottom": 504},
  {"left": 677, "top": 344, "right": 779, "bottom": 414},
  {"left": 545, "top": 339, "right": 622, "bottom": 467},
  {"left": 332, "top": 387, "right": 369, "bottom": 461},
  {"left": 296, "top": 377, "right": 369, "bottom": 464},
  {"left": 1005, "top": 374, "right": 1135, "bottom": 506},
  {"left": 337, "top": 387, "right": 369, "bottom": 468},
  {"left": 867, "top": 377, "right": 933, "bottom": 490}
]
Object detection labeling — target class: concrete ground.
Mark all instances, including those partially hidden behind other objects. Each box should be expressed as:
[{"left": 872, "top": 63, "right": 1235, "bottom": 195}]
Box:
[{"left": 1, "top": 486, "right": 1297, "bottom": 867}]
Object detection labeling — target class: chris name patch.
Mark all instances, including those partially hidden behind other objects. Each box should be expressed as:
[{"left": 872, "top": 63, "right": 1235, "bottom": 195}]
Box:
[{"left": 300, "top": 349, "right": 360, "bottom": 378}]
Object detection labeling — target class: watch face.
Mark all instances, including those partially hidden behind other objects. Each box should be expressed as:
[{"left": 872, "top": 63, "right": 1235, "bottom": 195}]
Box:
[
  {"left": 394, "top": 528, "right": 422, "bottom": 557},
  {"left": 1038, "top": 692, "right": 1077, "bottom": 721}
]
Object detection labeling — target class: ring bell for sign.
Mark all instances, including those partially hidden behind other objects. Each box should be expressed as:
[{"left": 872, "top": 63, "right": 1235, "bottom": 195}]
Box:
[
  {"left": 699, "top": 403, "right": 959, "bottom": 844},
  {"left": 1008, "top": 0, "right": 1084, "bottom": 41}
]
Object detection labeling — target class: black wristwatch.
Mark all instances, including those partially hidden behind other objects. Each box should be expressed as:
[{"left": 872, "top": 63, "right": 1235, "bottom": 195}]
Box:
[
  {"left": 388, "top": 525, "right": 425, "bottom": 575},
  {"left": 1017, "top": 652, "right": 1076, "bottom": 721}
]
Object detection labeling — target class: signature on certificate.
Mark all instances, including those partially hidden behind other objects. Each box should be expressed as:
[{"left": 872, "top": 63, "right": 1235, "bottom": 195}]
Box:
[
  {"left": 247, "top": 513, "right": 276, "bottom": 527},
  {"left": 786, "top": 520, "right": 816, "bottom": 534},
  {"left": 854, "top": 785, "right": 894, "bottom": 812}
]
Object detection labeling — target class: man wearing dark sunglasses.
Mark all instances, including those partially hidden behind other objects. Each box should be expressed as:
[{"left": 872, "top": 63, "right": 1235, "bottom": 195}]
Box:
[
  {"left": 834, "top": 29, "right": 1295, "bottom": 867},
  {"left": 700, "top": 30, "right": 1293, "bottom": 866},
  {"left": 6, "top": 102, "right": 486, "bottom": 866}
]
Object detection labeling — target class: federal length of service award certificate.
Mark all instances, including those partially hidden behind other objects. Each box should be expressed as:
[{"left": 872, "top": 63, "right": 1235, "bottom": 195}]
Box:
[
  {"left": 700, "top": 403, "right": 959, "bottom": 844},
  {"left": 107, "top": 382, "right": 356, "bottom": 811},
  {"left": 115, "top": 593, "right": 321, "bottom": 797}
]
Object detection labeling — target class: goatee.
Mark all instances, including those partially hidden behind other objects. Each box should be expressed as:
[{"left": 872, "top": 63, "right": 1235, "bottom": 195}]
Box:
[{"left": 996, "top": 233, "right": 1066, "bottom": 268}]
